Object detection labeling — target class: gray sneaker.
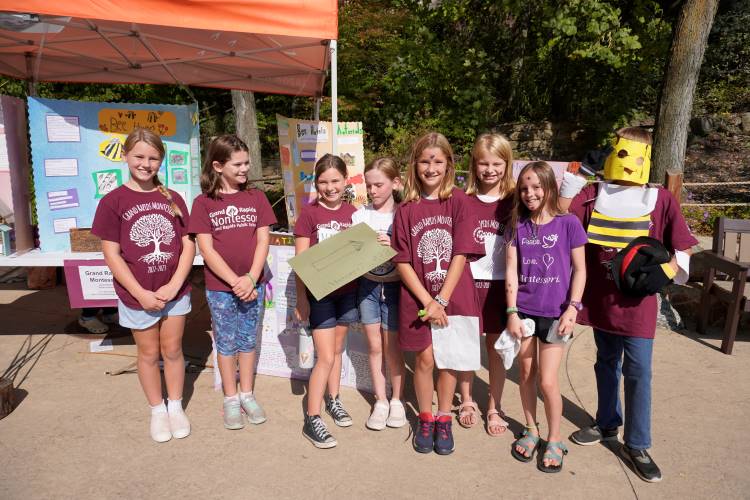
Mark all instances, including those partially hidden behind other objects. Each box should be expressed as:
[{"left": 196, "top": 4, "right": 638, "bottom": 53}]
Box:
[
  {"left": 223, "top": 398, "right": 245, "bottom": 430},
  {"left": 570, "top": 425, "right": 619, "bottom": 446},
  {"left": 325, "top": 394, "right": 353, "bottom": 427},
  {"left": 240, "top": 393, "right": 267, "bottom": 425}
]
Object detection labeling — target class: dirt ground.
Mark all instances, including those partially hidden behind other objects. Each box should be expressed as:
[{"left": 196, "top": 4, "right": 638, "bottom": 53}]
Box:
[{"left": 0, "top": 282, "right": 748, "bottom": 500}]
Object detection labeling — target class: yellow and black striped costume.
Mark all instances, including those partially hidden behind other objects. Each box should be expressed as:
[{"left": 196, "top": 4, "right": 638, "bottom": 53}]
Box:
[{"left": 586, "top": 211, "right": 650, "bottom": 249}]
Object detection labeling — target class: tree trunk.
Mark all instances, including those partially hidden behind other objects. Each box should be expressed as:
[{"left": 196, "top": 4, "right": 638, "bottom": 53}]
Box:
[
  {"left": 651, "top": 0, "right": 719, "bottom": 184},
  {"left": 231, "top": 90, "right": 263, "bottom": 187}
]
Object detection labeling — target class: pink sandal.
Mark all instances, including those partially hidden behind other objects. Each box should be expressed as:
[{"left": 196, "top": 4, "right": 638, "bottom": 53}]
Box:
[
  {"left": 486, "top": 409, "right": 509, "bottom": 437},
  {"left": 457, "top": 401, "right": 479, "bottom": 428}
]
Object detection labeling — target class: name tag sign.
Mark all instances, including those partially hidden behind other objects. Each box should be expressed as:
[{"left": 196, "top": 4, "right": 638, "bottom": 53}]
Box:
[{"left": 63, "top": 259, "right": 118, "bottom": 308}]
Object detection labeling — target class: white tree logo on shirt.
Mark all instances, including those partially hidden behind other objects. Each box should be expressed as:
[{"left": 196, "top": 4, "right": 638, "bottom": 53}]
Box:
[
  {"left": 417, "top": 228, "right": 452, "bottom": 282},
  {"left": 130, "top": 213, "right": 175, "bottom": 265}
]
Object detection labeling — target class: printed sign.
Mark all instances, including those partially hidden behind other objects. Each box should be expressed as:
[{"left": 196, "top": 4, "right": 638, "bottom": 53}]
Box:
[{"left": 63, "top": 259, "right": 118, "bottom": 308}]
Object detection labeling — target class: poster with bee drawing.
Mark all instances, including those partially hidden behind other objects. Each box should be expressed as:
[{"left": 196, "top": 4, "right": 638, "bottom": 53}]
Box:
[
  {"left": 28, "top": 97, "right": 201, "bottom": 252},
  {"left": 276, "top": 114, "right": 366, "bottom": 230}
]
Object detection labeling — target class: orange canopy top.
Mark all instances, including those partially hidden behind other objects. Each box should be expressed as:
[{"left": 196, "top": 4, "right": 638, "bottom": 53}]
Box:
[{"left": 0, "top": 1, "right": 338, "bottom": 95}]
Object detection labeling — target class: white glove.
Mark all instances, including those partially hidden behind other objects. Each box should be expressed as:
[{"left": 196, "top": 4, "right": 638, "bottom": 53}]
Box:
[{"left": 560, "top": 171, "right": 588, "bottom": 198}]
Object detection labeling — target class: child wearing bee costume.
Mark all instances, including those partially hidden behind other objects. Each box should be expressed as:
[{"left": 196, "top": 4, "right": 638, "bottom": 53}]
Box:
[{"left": 559, "top": 127, "right": 697, "bottom": 483}]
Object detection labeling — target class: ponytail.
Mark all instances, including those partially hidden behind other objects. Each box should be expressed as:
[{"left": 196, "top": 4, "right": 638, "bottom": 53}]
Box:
[{"left": 154, "top": 180, "right": 183, "bottom": 218}]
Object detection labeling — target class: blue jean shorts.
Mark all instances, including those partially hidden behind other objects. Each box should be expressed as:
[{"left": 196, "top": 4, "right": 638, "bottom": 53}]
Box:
[
  {"left": 206, "top": 286, "right": 265, "bottom": 356},
  {"left": 308, "top": 290, "right": 359, "bottom": 330},
  {"left": 358, "top": 278, "right": 399, "bottom": 332},
  {"left": 118, "top": 292, "right": 192, "bottom": 330}
]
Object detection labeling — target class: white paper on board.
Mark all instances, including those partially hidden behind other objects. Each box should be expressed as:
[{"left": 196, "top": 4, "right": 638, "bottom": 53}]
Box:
[
  {"left": 53, "top": 217, "right": 77, "bottom": 233},
  {"left": 44, "top": 158, "right": 78, "bottom": 177},
  {"left": 0, "top": 133, "right": 9, "bottom": 171},
  {"left": 46, "top": 115, "right": 81, "bottom": 142},
  {"left": 77, "top": 265, "right": 117, "bottom": 300}
]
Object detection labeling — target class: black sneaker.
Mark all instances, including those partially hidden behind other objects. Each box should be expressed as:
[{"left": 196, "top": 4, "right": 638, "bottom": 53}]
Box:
[
  {"left": 302, "top": 414, "right": 337, "bottom": 449},
  {"left": 324, "top": 394, "right": 353, "bottom": 427},
  {"left": 570, "top": 425, "right": 619, "bottom": 446},
  {"left": 620, "top": 444, "right": 663, "bottom": 483},
  {"left": 434, "top": 416, "right": 455, "bottom": 455},
  {"left": 413, "top": 414, "right": 435, "bottom": 454}
]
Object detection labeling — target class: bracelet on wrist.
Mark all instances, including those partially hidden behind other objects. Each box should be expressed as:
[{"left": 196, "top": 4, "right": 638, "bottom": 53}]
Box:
[
  {"left": 506, "top": 306, "right": 519, "bottom": 315},
  {"left": 245, "top": 273, "right": 257, "bottom": 288},
  {"left": 433, "top": 294, "right": 449, "bottom": 307}
]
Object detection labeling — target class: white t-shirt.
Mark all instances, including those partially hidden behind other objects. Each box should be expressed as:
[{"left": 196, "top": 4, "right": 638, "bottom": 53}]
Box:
[{"left": 352, "top": 204, "right": 400, "bottom": 282}]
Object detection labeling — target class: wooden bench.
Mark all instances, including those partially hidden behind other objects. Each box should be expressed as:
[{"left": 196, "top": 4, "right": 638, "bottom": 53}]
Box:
[{"left": 697, "top": 217, "right": 750, "bottom": 354}]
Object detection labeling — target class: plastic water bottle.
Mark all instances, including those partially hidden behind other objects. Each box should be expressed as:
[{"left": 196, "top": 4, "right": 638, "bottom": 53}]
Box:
[{"left": 298, "top": 324, "right": 315, "bottom": 369}]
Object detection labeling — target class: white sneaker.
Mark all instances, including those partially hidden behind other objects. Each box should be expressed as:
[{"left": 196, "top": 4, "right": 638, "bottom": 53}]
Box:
[
  {"left": 150, "top": 412, "right": 172, "bottom": 443},
  {"left": 168, "top": 408, "right": 191, "bottom": 439},
  {"left": 366, "top": 400, "right": 390, "bottom": 431},
  {"left": 386, "top": 399, "right": 407, "bottom": 428}
]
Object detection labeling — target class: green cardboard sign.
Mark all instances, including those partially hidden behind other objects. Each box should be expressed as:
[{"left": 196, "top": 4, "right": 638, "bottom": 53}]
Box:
[{"left": 289, "top": 223, "right": 397, "bottom": 300}]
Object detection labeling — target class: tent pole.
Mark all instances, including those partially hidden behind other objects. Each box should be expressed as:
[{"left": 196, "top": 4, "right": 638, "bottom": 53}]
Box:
[
  {"left": 314, "top": 97, "right": 321, "bottom": 121},
  {"left": 330, "top": 39, "right": 338, "bottom": 155}
]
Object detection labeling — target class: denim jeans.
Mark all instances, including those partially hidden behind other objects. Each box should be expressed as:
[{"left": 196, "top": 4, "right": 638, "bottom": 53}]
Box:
[{"left": 593, "top": 329, "right": 653, "bottom": 450}]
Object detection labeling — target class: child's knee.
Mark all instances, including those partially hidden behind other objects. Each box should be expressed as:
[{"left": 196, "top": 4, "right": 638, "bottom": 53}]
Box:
[
  {"left": 160, "top": 344, "right": 183, "bottom": 362},
  {"left": 539, "top": 376, "right": 559, "bottom": 396}
]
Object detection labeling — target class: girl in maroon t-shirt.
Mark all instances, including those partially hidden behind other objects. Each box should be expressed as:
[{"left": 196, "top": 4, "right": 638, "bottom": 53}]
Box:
[
  {"left": 189, "top": 135, "right": 277, "bottom": 431},
  {"left": 392, "top": 132, "right": 483, "bottom": 455},
  {"left": 294, "top": 154, "right": 358, "bottom": 449},
  {"left": 92, "top": 128, "right": 195, "bottom": 443},
  {"left": 457, "top": 133, "right": 515, "bottom": 437}
]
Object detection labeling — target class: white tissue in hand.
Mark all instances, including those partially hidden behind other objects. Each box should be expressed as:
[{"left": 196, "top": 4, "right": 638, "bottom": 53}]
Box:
[{"left": 494, "top": 318, "right": 535, "bottom": 370}]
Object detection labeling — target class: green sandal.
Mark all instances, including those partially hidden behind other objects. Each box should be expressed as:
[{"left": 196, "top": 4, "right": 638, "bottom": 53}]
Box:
[
  {"left": 511, "top": 425, "right": 540, "bottom": 463},
  {"left": 538, "top": 441, "right": 569, "bottom": 473}
]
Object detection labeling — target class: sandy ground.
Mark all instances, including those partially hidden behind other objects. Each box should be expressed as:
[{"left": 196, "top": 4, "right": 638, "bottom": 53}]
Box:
[{"left": 0, "top": 282, "right": 748, "bottom": 500}]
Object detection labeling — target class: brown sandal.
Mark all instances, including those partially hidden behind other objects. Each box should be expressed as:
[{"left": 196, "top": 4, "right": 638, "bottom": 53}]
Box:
[
  {"left": 457, "top": 401, "right": 479, "bottom": 428},
  {"left": 486, "top": 409, "right": 509, "bottom": 437}
]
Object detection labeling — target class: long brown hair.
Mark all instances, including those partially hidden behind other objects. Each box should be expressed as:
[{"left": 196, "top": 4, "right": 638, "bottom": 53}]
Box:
[
  {"left": 123, "top": 128, "right": 182, "bottom": 218},
  {"left": 402, "top": 132, "right": 455, "bottom": 203},
  {"left": 509, "top": 161, "right": 562, "bottom": 242},
  {"left": 201, "top": 134, "right": 251, "bottom": 199},
  {"left": 466, "top": 133, "right": 515, "bottom": 197},
  {"left": 365, "top": 157, "right": 403, "bottom": 203}
]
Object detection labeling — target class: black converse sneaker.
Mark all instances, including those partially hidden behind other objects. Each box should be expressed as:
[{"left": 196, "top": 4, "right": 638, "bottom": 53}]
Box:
[
  {"left": 303, "top": 414, "right": 337, "bottom": 449},
  {"left": 325, "top": 394, "right": 353, "bottom": 427}
]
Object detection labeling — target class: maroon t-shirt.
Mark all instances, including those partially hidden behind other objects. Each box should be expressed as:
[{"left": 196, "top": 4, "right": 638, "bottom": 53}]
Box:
[
  {"left": 570, "top": 184, "right": 698, "bottom": 338},
  {"left": 467, "top": 194, "right": 514, "bottom": 333},
  {"left": 92, "top": 185, "right": 191, "bottom": 309},
  {"left": 189, "top": 190, "right": 277, "bottom": 291},
  {"left": 392, "top": 188, "right": 484, "bottom": 351},
  {"left": 294, "top": 201, "right": 357, "bottom": 295}
]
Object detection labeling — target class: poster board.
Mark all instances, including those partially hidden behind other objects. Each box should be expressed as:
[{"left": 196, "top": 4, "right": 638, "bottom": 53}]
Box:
[
  {"left": 276, "top": 114, "right": 366, "bottom": 228},
  {"left": 28, "top": 97, "right": 201, "bottom": 252},
  {"left": 255, "top": 242, "right": 376, "bottom": 393},
  {"left": 63, "top": 259, "right": 118, "bottom": 308}
]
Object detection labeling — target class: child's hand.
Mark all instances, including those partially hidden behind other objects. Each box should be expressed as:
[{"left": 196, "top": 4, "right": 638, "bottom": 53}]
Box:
[
  {"left": 137, "top": 290, "right": 166, "bottom": 312},
  {"left": 154, "top": 284, "right": 179, "bottom": 303},
  {"left": 294, "top": 296, "right": 310, "bottom": 322},
  {"left": 232, "top": 275, "right": 257, "bottom": 302},
  {"left": 558, "top": 307, "right": 577, "bottom": 336},
  {"left": 376, "top": 233, "right": 391, "bottom": 247},
  {"left": 421, "top": 300, "right": 447, "bottom": 327},
  {"left": 506, "top": 314, "right": 525, "bottom": 339}
]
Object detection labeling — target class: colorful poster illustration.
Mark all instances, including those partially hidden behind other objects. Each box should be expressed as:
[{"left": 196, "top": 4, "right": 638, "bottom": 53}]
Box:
[
  {"left": 29, "top": 98, "right": 201, "bottom": 252},
  {"left": 276, "top": 115, "right": 366, "bottom": 228}
]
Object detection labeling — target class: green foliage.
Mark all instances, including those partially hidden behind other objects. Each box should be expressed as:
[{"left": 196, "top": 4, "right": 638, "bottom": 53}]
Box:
[
  {"left": 695, "top": 0, "right": 750, "bottom": 113},
  {"left": 683, "top": 205, "right": 750, "bottom": 236}
]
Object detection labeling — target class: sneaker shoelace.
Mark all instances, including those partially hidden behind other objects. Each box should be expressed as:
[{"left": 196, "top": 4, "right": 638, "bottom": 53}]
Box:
[
  {"left": 310, "top": 417, "right": 331, "bottom": 440},
  {"left": 435, "top": 420, "right": 449, "bottom": 440},
  {"left": 329, "top": 398, "right": 350, "bottom": 420},
  {"left": 419, "top": 419, "right": 433, "bottom": 437}
]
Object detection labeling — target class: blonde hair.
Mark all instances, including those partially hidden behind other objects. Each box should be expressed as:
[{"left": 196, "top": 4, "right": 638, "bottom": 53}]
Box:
[
  {"left": 201, "top": 134, "right": 250, "bottom": 199},
  {"left": 402, "top": 132, "right": 455, "bottom": 203},
  {"left": 123, "top": 128, "right": 183, "bottom": 218},
  {"left": 365, "top": 157, "right": 402, "bottom": 203},
  {"left": 465, "top": 133, "right": 515, "bottom": 197},
  {"left": 509, "top": 161, "right": 562, "bottom": 242}
]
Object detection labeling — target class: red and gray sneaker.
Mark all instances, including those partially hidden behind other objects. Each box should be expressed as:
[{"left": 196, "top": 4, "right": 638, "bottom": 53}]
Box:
[
  {"left": 413, "top": 412, "right": 435, "bottom": 454},
  {"left": 434, "top": 415, "right": 455, "bottom": 455}
]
